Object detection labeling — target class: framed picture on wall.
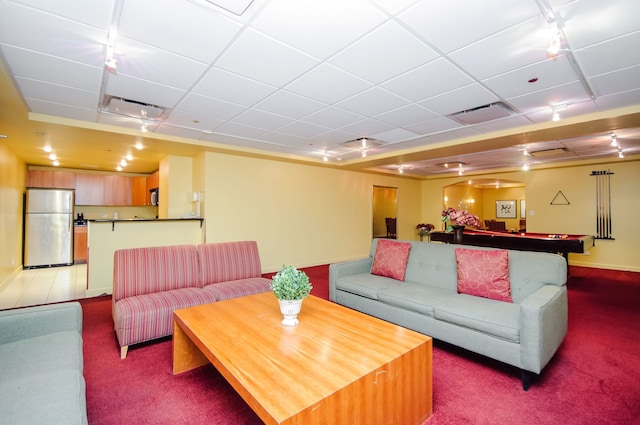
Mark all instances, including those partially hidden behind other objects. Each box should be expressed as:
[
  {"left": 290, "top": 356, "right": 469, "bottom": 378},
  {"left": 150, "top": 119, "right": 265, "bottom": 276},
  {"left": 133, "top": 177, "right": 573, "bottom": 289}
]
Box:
[
  {"left": 496, "top": 200, "right": 517, "bottom": 218},
  {"left": 520, "top": 199, "right": 526, "bottom": 218}
]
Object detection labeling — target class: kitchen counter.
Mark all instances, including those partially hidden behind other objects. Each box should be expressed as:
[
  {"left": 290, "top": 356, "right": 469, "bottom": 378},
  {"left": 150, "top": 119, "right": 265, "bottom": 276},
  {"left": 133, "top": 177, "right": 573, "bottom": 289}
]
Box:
[{"left": 85, "top": 218, "right": 205, "bottom": 296}]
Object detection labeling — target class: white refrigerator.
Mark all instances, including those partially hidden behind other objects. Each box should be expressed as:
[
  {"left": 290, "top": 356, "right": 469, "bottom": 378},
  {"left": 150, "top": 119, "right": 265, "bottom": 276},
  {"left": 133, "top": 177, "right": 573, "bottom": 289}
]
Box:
[{"left": 24, "top": 188, "right": 74, "bottom": 268}]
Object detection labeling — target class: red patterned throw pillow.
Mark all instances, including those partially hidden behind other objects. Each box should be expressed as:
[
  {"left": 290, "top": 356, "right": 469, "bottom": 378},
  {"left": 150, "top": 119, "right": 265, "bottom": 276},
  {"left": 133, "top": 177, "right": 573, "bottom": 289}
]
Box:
[
  {"left": 455, "top": 248, "right": 513, "bottom": 302},
  {"left": 371, "top": 239, "right": 412, "bottom": 281}
]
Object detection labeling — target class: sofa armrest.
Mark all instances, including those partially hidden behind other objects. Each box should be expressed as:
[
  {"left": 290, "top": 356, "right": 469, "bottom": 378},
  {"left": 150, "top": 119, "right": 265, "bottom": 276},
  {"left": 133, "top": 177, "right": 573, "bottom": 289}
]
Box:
[
  {"left": 519, "top": 285, "right": 568, "bottom": 373},
  {"left": 329, "top": 258, "right": 372, "bottom": 302},
  {"left": 0, "top": 302, "right": 82, "bottom": 345}
]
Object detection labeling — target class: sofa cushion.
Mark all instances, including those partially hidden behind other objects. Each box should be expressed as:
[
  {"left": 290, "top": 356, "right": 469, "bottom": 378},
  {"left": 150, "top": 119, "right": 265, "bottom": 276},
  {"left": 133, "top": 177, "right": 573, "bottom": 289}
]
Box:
[
  {"left": 335, "top": 273, "right": 402, "bottom": 300},
  {"left": 198, "top": 241, "right": 263, "bottom": 285},
  {"left": 113, "top": 245, "right": 200, "bottom": 301},
  {"left": 203, "top": 277, "right": 272, "bottom": 301},
  {"left": 371, "top": 239, "right": 411, "bottom": 281},
  {"left": 434, "top": 295, "right": 520, "bottom": 342},
  {"left": 456, "top": 248, "right": 513, "bottom": 302},
  {"left": 0, "top": 331, "right": 82, "bottom": 381},
  {"left": 113, "top": 288, "right": 215, "bottom": 347},
  {"left": 0, "top": 370, "right": 87, "bottom": 425},
  {"left": 377, "top": 283, "right": 456, "bottom": 317}
]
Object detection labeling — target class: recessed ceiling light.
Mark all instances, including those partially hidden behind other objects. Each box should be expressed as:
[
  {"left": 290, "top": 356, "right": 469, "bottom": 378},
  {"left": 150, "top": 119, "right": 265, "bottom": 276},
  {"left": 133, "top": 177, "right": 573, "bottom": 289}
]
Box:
[
  {"left": 135, "top": 142, "right": 144, "bottom": 150},
  {"left": 43, "top": 146, "right": 52, "bottom": 153},
  {"left": 52, "top": 160, "right": 60, "bottom": 166},
  {"left": 125, "top": 153, "right": 133, "bottom": 161},
  {"left": 49, "top": 153, "right": 57, "bottom": 160}
]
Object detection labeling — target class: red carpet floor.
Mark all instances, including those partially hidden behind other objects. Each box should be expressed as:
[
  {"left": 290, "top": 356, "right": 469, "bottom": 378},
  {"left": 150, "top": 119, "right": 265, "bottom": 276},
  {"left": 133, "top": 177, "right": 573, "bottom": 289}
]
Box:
[{"left": 81, "top": 266, "right": 640, "bottom": 424}]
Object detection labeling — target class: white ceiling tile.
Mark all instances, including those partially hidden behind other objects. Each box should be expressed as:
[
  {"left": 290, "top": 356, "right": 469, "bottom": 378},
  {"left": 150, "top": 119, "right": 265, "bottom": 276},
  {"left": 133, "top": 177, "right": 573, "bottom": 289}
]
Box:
[
  {"left": 329, "top": 21, "right": 438, "bottom": 84},
  {"left": 404, "top": 116, "right": 462, "bottom": 134},
  {"left": 375, "top": 104, "right": 437, "bottom": 127},
  {"left": 118, "top": 0, "right": 243, "bottom": 64},
  {"left": 507, "top": 81, "right": 592, "bottom": 114},
  {"left": 589, "top": 66, "right": 640, "bottom": 97},
  {"left": 230, "top": 108, "right": 293, "bottom": 131},
  {"left": 194, "top": 68, "right": 276, "bottom": 106},
  {"left": 471, "top": 115, "right": 533, "bottom": 134},
  {"left": 24, "top": 99, "right": 97, "bottom": 122},
  {"left": 285, "top": 63, "right": 372, "bottom": 104},
  {"left": 214, "top": 122, "right": 268, "bottom": 139},
  {"left": 113, "top": 37, "right": 208, "bottom": 89},
  {"left": 594, "top": 88, "right": 640, "bottom": 111},
  {"left": 106, "top": 74, "right": 186, "bottom": 109},
  {"left": 382, "top": 58, "right": 474, "bottom": 102},
  {"left": 560, "top": 0, "right": 640, "bottom": 50},
  {"left": 482, "top": 56, "right": 578, "bottom": 99},
  {"left": 0, "top": 46, "right": 103, "bottom": 92},
  {"left": 450, "top": 16, "right": 552, "bottom": 80},
  {"left": 15, "top": 77, "right": 98, "bottom": 109},
  {"left": 252, "top": 0, "right": 386, "bottom": 60},
  {"left": 258, "top": 131, "right": 308, "bottom": 146},
  {"left": 154, "top": 125, "right": 208, "bottom": 141},
  {"left": 0, "top": 2, "right": 107, "bottom": 67},
  {"left": 372, "top": 0, "right": 421, "bottom": 16},
  {"left": 398, "top": 0, "right": 540, "bottom": 53},
  {"left": 216, "top": 29, "right": 319, "bottom": 87},
  {"left": 338, "top": 118, "right": 394, "bottom": 136},
  {"left": 302, "top": 106, "right": 365, "bottom": 128},
  {"left": 276, "top": 121, "right": 333, "bottom": 139},
  {"left": 162, "top": 109, "right": 226, "bottom": 132},
  {"left": 420, "top": 84, "right": 499, "bottom": 115},
  {"left": 309, "top": 130, "right": 358, "bottom": 146},
  {"left": 573, "top": 32, "right": 640, "bottom": 78},
  {"left": 9, "top": 0, "right": 114, "bottom": 29},
  {"left": 426, "top": 126, "right": 481, "bottom": 143},
  {"left": 176, "top": 93, "right": 245, "bottom": 121},
  {"left": 97, "top": 112, "right": 142, "bottom": 129},
  {"left": 254, "top": 91, "right": 327, "bottom": 119},
  {"left": 372, "top": 128, "right": 420, "bottom": 143},
  {"left": 336, "top": 87, "right": 409, "bottom": 117}
]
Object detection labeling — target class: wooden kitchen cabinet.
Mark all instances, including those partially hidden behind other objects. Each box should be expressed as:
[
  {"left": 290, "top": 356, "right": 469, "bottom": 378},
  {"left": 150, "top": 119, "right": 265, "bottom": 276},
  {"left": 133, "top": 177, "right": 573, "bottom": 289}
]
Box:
[
  {"left": 27, "top": 170, "right": 76, "bottom": 189},
  {"left": 104, "top": 175, "right": 132, "bottom": 206},
  {"left": 75, "top": 174, "right": 104, "bottom": 205},
  {"left": 146, "top": 171, "right": 159, "bottom": 205},
  {"left": 74, "top": 226, "right": 88, "bottom": 263},
  {"left": 131, "top": 176, "right": 148, "bottom": 206}
]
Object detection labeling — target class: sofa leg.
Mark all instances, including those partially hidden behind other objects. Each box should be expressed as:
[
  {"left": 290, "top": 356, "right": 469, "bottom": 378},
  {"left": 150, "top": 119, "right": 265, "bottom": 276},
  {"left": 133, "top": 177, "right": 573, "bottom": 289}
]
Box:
[
  {"left": 521, "top": 370, "right": 533, "bottom": 391},
  {"left": 120, "top": 346, "right": 128, "bottom": 359}
]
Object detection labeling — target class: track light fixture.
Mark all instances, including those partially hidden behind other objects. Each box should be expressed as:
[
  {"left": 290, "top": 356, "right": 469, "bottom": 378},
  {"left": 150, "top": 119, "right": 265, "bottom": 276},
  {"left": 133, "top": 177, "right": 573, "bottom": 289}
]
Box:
[{"left": 610, "top": 133, "right": 617, "bottom": 147}]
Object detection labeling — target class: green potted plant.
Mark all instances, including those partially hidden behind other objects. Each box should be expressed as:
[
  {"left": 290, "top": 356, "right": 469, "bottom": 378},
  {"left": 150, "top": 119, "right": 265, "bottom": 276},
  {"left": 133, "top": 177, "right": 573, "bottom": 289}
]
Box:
[{"left": 270, "top": 265, "right": 313, "bottom": 326}]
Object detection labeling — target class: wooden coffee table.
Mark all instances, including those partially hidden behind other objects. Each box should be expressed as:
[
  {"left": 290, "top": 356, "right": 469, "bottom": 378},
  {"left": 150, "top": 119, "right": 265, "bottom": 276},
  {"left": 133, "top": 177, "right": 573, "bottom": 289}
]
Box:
[{"left": 173, "top": 292, "right": 432, "bottom": 425}]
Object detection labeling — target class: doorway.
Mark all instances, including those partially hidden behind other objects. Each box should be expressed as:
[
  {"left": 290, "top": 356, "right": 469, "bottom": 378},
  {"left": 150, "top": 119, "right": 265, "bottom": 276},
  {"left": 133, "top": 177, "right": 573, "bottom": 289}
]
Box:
[{"left": 372, "top": 186, "right": 398, "bottom": 239}]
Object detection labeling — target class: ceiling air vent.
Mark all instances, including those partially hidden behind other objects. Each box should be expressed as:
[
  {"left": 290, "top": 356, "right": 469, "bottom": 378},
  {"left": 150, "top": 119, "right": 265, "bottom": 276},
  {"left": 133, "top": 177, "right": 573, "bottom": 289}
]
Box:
[
  {"left": 529, "top": 147, "right": 570, "bottom": 157},
  {"left": 448, "top": 102, "right": 516, "bottom": 125},
  {"left": 340, "top": 137, "right": 384, "bottom": 149},
  {"left": 101, "top": 96, "right": 167, "bottom": 120}
]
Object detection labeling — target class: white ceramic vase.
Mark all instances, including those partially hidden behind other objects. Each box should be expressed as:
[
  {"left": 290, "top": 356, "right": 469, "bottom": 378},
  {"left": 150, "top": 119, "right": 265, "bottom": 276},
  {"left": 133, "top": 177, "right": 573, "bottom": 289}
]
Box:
[{"left": 278, "top": 299, "right": 303, "bottom": 326}]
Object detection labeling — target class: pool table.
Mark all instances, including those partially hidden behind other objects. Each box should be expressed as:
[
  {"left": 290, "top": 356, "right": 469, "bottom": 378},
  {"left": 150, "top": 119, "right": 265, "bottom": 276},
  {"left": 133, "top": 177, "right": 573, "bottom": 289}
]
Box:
[{"left": 429, "top": 229, "right": 595, "bottom": 262}]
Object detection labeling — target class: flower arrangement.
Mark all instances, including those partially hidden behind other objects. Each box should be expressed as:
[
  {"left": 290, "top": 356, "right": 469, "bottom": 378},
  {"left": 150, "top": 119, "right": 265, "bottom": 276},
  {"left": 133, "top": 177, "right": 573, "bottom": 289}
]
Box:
[
  {"left": 442, "top": 207, "right": 481, "bottom": 231},
  {"left": 416, "top": 223, "right": 435, "bottom": 236},
  {"left": 270, "top": 265, "right": 312, "bottom": 301}
]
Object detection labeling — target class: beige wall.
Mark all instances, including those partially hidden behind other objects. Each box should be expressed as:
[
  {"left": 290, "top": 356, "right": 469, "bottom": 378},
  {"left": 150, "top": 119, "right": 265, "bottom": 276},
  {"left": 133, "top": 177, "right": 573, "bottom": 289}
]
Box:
[
  {"left": 372, "top": 186, "right": 398, "bottom": 238},
  {"left": 421, "top": 160, "right": 640, "bottom": 272},
  {"left": 0, "top": 143, "right": 26, "bottom": 290},
  {"left": 159, "top": 155, "right": 193, "bottom": 218},
  {"left": 199, "top": 152, "right": 422, "bottom": 272}
]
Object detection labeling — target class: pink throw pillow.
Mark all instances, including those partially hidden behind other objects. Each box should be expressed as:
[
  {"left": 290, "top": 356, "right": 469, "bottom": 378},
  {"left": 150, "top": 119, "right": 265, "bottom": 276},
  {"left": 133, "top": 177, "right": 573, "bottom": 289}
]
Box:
[
  {"left": 371, "top": 239, "right": 411, "bottom": 281},
  {"left": 455, "top": 248, "right": 513, "bottom": 302}
]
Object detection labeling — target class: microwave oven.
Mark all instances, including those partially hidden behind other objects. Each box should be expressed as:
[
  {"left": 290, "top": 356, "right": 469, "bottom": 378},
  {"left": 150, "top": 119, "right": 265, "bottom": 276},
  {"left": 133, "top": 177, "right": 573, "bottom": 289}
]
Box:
[{"left": 150, "top": 188, "right": 159, "bottom": 206}]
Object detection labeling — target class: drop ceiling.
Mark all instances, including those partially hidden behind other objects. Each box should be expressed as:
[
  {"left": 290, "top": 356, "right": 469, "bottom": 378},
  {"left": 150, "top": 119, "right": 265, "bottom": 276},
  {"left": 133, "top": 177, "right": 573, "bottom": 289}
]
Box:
[{"left": 0, "top": 0, "right": 639, "bottom": 176}]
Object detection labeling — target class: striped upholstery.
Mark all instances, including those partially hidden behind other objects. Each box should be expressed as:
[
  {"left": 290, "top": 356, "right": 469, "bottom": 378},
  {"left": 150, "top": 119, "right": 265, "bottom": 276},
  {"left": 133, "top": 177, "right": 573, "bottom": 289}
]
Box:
[
  {"left": 113, "top": 245, "right": 201, "bottom": 302},
  {"left": 197, "top": 241, "right": 262, "bottom": 285},
  {"left": 203, "top": 277, "right": 272, "bottom": 301},
  {"left": 112, "top": 241, "right": 272, "bottom": 356},
  {"left": 113, "top": 288, "right": 214, "bottom": 348}
]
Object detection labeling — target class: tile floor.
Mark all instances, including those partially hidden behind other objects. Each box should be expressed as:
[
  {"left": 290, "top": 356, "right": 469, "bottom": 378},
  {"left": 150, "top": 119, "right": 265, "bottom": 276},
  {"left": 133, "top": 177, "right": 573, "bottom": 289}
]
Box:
[{"left": 0, "top": 264, "right": 88, "bottom": 309}]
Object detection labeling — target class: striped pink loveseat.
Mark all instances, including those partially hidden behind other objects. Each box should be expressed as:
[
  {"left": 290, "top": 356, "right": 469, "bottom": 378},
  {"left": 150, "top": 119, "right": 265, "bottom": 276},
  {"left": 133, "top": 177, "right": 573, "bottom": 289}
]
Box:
[{"left": 112, "top": 241, "right": 272, "bottom": 359}]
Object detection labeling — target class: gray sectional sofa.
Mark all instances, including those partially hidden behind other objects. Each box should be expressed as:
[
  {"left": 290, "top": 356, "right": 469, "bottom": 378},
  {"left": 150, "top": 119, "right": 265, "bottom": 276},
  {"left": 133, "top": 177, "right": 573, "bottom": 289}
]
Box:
[
  {"left": 0, "top": 302, "right": 87, "bottom": 424},
  {"left": 329, "top": 239, "right": 568, "bottom": 390}
]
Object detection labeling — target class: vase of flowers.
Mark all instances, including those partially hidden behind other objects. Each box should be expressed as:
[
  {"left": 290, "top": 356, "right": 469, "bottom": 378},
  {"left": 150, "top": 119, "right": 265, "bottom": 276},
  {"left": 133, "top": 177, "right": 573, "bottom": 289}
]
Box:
[
  {"left": 270, "top": 265, "right": 313, "bottom": 326},
  {"left": 441, "top": 207, "right": 481, "bottom": 242},
  {"left": 416, "top": 223, "right": 435, "bottom": 242}
]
